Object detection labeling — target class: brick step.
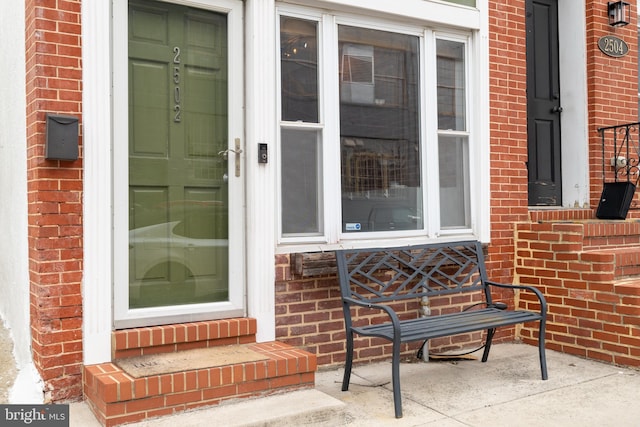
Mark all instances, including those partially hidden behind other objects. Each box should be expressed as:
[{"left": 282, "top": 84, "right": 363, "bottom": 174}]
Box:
[
  {"left": 614, "top": 277, "right": 640, "bottom": 296},
  {"left": 84, "top": 341, "right": 317, "bottom": 427},
  {"left": 583, "top": 247, "right": 640, "bottom": 280}
]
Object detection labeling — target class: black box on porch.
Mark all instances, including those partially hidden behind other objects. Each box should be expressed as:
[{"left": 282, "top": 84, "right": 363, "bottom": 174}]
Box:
[{"left": 596, "top": 181, "right": 636, "bottom": 219}]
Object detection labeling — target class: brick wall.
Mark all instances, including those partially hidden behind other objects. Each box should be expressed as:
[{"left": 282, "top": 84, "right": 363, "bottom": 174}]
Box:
[
  {"left": 487, "top": 0, "right": 529, "bottom": 288},
  {"left": 25, "top": 0, "right": 83, "bottom": 402}
]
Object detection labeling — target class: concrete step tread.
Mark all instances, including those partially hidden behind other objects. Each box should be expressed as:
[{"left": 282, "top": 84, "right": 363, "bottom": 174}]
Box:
[
  {"left": 74, "top": 389, "right": 346, "bottom": 427},
  {"left": 130, "top": 389, "right": 346, "bottom": 427}
]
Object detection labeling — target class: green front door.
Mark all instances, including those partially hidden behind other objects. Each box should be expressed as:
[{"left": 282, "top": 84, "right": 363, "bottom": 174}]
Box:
[{"left": 119, "top": 0, "right": 244, "bottom": 324}]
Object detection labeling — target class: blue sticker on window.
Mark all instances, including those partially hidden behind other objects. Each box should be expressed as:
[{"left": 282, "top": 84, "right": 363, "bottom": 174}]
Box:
[{"left": 345, "top": 223, "right": 361, "bottom": 231}]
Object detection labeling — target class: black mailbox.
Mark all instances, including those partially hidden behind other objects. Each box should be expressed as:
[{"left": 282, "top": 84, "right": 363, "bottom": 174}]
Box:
[
  {"left": 596, "top": 181, "right": 636, "bottom": 220},
  {"left": 45, "top": 114, "right": 79, "bottom": 161}
]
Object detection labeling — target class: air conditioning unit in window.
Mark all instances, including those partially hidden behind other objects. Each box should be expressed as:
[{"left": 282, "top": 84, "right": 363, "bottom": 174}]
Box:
[{"left": 341, "top": 44, "right": 374, "bottom": 104}]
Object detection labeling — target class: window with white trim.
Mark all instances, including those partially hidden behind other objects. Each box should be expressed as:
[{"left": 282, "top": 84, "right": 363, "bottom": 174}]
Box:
[{"left": 278, "top": 7, "right": 477, "bottom": 246}]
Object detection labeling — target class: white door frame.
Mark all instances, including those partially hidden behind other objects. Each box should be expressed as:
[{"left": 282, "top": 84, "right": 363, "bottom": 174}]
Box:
[
  {"left": 82, "top": 0, "right": 277, "bottom": 365},
  {"left": 557, "top": 0, "right": 589, "bottom": 208}
]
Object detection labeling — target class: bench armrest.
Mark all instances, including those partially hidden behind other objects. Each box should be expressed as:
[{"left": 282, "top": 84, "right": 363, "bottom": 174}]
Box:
[
  {"left": 342, "top": 296, "right": 402, "bottom": 338},
  {"left": 485, "top": 281, "right": 548, "bottom": 316}
]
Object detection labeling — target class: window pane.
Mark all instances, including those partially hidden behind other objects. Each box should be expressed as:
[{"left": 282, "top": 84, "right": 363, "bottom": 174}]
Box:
[
  {"left": 281, "top": 129, "right": 322, "bottom": 235},
  {"left": 439, "top": 135, "right": 470, "bottom": 228},
  {"left": 280, "top": 17, "right": 318, "bottom": 122},
  {"left": 339, "top": 26, "right": 422, "bottom": 233},
  {"left": 437, "top": 39, "right": 466, "bottom": 131}
]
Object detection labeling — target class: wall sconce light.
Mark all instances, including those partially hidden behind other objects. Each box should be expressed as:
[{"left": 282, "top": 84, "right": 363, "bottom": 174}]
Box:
[{"left": 608, "top": 1, "right": 630, "bottom": 27}]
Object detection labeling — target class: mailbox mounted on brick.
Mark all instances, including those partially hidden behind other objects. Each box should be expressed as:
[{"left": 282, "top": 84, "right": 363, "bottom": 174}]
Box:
[{"left": 45, "top": 113, "right": 79, "bottom": 161}]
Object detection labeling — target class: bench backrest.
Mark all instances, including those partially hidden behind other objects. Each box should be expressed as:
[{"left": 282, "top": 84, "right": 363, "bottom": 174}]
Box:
[{"left": 335, "top": 240, "right": 490, "bottom": 304}]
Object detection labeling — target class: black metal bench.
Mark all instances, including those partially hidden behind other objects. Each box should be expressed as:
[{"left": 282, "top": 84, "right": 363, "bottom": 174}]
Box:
[{"left": 336, "top": 240, "right": 548, "bottom": 418}]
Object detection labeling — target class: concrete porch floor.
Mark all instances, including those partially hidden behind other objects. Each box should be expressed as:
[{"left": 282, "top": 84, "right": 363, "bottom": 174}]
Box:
[{"left": 69, "top": 342, "right": 640, "bottom": 426}]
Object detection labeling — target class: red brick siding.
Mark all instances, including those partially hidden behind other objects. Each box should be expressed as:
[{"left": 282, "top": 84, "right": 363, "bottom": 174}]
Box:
[
  {"left": 25, "top": 0, "right": 83, "bottom": 402},
  {"left": 487, "top": 0, "right": 529, "bottom": 288}
]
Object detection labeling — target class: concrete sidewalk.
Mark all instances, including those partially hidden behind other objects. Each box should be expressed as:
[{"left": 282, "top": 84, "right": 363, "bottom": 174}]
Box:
[{"left": 70, "top": 342, "right": 640, "bottom": 426}]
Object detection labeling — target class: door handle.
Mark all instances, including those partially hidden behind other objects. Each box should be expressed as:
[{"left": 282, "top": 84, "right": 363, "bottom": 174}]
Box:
[
  {"left": 217, "top": 138, "right": 243, "bottom": 177},
  {"left": 217, "top": 148, "right": 243, "bottom": 160},
  {"left": 551, "top": 106, "right": 563, "bottom": 113}
]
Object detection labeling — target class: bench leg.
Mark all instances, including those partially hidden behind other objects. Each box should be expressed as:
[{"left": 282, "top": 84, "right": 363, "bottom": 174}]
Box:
[
  {"left": 391, "top": 338, "right": 403, "bottom": 418},
  {"left": 481, "top": 328, "right": 495, "bottom": 362},
  {"left": 342, "top": 329, "right": 354, "bottom": 392},
  {"left": 539, "top": 320, "right": 548, "bottom": 380}
]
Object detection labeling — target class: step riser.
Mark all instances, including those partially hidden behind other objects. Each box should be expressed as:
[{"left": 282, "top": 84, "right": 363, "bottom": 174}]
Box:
[
  {"left": 112, "top": 318, "right": 257, "bottom": 359},
  {"left": 616, "top": 265, "right": 640, "bottom": 278},
  {"left": 85, "top": 361, "right": 315, "bottom": 426},
  {"left": 585, "top": 236, "right": 640, "bottom": 248},
  {"left": 583, "top": 221, "right": 640, "bottom": 249}
]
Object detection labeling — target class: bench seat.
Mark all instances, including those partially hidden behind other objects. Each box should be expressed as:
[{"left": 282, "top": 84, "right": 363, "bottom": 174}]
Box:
[{"left": 351, "top": 306, "right": 543, "bottom": 342}]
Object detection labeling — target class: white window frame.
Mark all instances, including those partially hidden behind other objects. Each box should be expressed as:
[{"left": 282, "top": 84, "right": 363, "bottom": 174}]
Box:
[
  {"left": 276, "top": 9, "right": 328, "bottom": 245},
  {"left": 434, "top": 32, "right": 473, "bottom": 235},
  {"left": 276, "top": 3, "right": 489, "bottom": 252}
]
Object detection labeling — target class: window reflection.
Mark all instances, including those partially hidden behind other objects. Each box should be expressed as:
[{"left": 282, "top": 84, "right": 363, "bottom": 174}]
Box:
[
  {"left": 339, "top": 26, "right": 422, "bottom": 233},
  {"left": 280, "top": 17, "right": 319, "bottom": 122},
  {"left": 129, "top": 199, "right": 229, "bottom": 308},
  {"left": 437, "top": 39, "right": 466, "bottom": 131}
]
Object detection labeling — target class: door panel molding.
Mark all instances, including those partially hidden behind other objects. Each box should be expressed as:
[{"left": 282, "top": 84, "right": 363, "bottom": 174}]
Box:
[{"left": 526, "top": 0, "right": 562, "bottom": 206}]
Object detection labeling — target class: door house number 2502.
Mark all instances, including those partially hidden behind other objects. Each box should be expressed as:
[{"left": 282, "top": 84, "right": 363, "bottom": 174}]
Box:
[{"left": 173, "top": 46, "right": 182, "bottom": 123}]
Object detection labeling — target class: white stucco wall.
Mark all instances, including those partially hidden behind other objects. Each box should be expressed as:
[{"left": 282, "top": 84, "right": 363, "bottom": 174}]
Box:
[{"left": 0, "top": 0, "right": 43, "bottom": 403}]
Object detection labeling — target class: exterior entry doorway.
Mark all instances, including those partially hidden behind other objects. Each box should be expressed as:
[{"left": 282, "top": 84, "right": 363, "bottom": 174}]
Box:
[
  {"left": 114, "top": 0, "right": 245, "bottom": 328},
  {"left": 526, "top": 0, "right": 562, "bottom": 206}
]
